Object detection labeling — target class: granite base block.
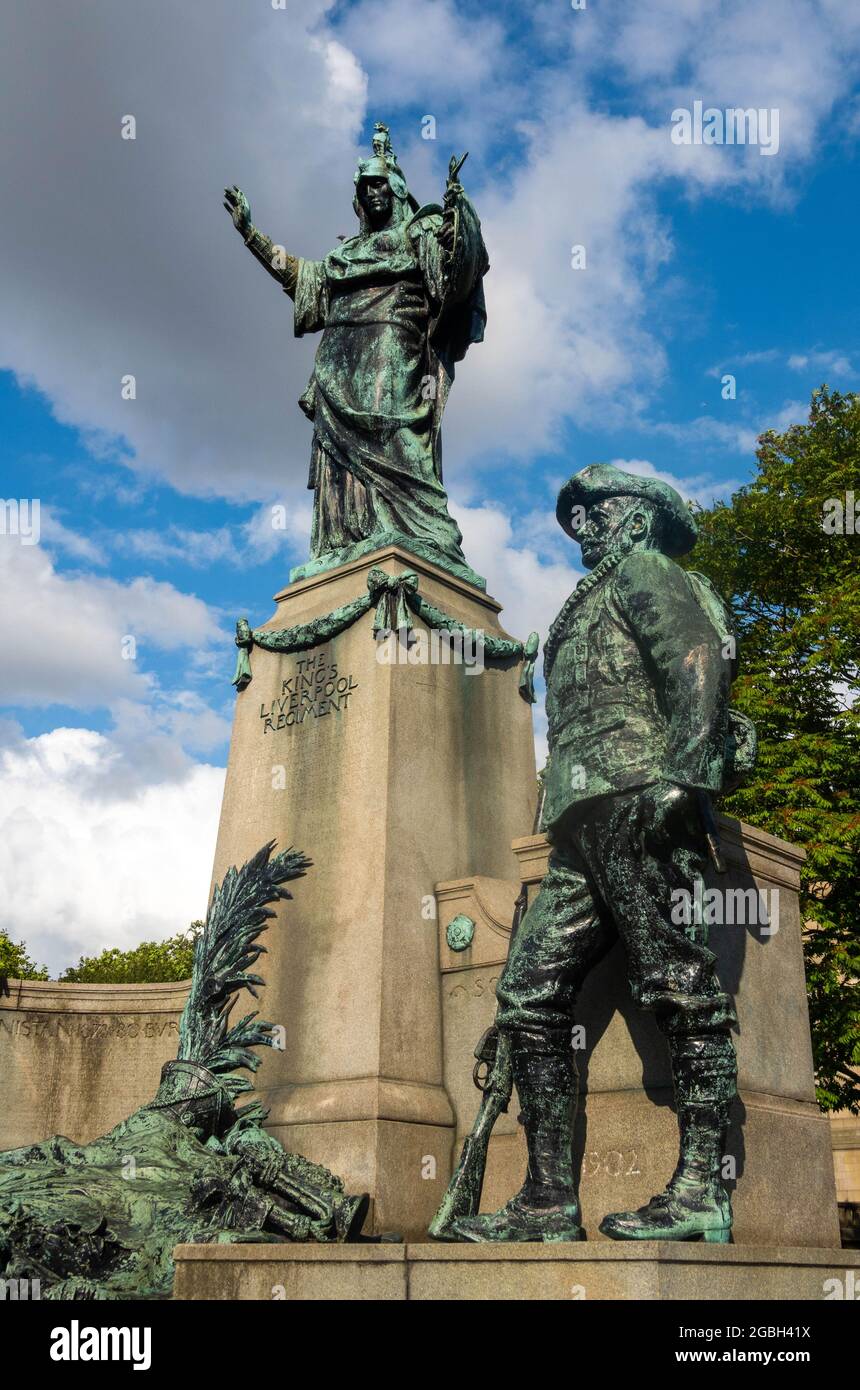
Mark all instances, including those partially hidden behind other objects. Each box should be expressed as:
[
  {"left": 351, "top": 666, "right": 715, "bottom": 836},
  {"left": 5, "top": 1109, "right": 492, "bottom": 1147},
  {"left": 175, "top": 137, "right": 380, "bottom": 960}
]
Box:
[{"left": 172, "top": 1242, "right": 860, "bottom": 1302}]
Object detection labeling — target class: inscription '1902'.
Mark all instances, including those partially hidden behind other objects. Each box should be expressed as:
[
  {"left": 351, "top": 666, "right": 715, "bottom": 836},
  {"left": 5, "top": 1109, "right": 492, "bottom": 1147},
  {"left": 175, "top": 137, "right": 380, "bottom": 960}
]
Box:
[{"left": 260, "top": 649, "right": 358, "bottom": 734}]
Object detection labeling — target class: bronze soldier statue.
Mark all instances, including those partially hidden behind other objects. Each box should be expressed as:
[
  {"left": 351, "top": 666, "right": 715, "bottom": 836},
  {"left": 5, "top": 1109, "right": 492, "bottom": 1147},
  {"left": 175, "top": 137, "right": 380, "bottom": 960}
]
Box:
[{"left": 433, "top": 463, "right": 752, "bottom": 1244}]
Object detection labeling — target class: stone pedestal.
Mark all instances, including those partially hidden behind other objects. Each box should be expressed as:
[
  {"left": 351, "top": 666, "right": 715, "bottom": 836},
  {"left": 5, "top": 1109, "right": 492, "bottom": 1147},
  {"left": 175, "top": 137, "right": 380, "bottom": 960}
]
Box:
[
  {"left": 173, "top": 1241, "right": 860, "bottom": 1301},
  {"left": 437, "top": 818, "right": 841, "bottom": 1249},
  {"left": 210, "top": 546, "right": 536, "bottom": 1240}
]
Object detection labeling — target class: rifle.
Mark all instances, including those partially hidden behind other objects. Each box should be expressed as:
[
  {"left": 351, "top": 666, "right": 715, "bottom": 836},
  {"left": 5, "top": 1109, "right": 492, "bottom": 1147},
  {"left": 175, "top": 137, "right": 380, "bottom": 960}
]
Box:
[
  {"left": 428, "top": 1024, "right": 513, "bottom": 1239},
  {"left": 428, "top": 771, "right": 545, "bottom": 1240},
  {"left": 696, "top": 788, "right": 727, "bottom": 875}
]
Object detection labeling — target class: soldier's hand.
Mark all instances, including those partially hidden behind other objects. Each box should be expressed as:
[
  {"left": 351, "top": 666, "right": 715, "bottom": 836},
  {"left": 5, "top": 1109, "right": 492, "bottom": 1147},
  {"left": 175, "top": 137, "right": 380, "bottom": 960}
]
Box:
[
  {"left": 224, "top": 185, "right": 252, "bottom": 235},
  {"left": 632, "top": 781, "right": 692, "bottom": 855}
]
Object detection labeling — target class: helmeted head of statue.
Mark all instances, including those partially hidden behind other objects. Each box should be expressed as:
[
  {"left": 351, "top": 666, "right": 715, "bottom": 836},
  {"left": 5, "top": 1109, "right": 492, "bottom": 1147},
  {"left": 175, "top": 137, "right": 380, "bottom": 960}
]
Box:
[
  {"left": 353, "top": 122, "right": 419, "bottom": 230},
  {"left": 556, "top": 462, "right": 698, "bottom": 570}
]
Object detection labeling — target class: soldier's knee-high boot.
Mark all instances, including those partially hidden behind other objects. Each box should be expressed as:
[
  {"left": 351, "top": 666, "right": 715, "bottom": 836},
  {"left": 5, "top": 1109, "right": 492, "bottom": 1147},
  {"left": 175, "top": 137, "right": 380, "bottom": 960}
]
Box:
[
  {"left": 600, "top": 1032, "right": 736, "bottom": 1242},
  {"left": 451, "top": 1037, "right": 584, "bottom": 1242}
]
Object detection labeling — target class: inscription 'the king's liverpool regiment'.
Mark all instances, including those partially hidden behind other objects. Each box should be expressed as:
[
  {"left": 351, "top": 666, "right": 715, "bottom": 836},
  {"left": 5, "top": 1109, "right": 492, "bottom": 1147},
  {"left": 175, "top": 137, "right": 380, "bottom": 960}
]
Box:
[{"left": 259, "top": 649, "right": 358, "bottom": 734}]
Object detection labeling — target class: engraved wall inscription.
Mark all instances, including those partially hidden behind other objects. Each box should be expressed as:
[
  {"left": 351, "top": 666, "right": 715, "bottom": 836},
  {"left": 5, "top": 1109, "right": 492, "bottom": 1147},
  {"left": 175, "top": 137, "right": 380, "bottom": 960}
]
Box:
[
  {"left": 447, "top": 973, "right": 500, "bottom": 1001},
  {"left": 259, "top": 649, "right": 358, "bottom": 733},
  {"left": 580, "top": 1148, "right": 642, "bottom": 1181},
  {"left": 0, "top": 1014, "right": 178, "bottom": 1042}
]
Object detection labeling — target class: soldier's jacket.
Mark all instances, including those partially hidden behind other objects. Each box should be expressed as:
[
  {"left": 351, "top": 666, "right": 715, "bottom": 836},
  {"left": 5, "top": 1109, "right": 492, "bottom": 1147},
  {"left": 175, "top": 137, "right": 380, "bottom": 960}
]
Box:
[{"left": 542, "top": 549, "right": 730, "bottom": 833}]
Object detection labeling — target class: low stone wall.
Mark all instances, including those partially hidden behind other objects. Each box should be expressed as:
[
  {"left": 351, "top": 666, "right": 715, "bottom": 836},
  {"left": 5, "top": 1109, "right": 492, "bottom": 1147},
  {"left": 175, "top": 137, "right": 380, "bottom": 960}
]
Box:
[
  {"left": 172, "top": 1242, "right": 860, "bottom": 1301},
  {"left": 831, "top": 1112, "right": 860, "bottom": 1204},
  {"left": 0, "top": 978, "right": 189, "bottom": 1150}
]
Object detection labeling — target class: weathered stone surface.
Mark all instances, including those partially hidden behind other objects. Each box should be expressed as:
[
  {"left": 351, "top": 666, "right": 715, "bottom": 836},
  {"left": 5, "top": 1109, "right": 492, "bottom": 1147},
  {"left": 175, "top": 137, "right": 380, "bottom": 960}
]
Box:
[
  {"left": 172, "top": 1240, "right": 860, "bottom": 1301},
  {"left": 0, "top": 979, "right": 187, "bottom": 1149},
  {"left": 210, "top": 544, "right": 536, "bottom": 1239},
  {"left": 831, "top": 1112, "right": 860, "bottom": 1204},
  {"left": 273, "top": 1118, "right": 454, "bottom": 1241},
  {"left": 173, "top": 1242, "right": 408, "bottom": 1301}
]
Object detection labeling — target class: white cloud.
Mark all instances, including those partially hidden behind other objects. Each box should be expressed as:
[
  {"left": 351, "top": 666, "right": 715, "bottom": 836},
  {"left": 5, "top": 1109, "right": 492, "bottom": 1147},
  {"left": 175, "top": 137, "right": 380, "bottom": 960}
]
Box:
[
  {"left": 0, "top": 1, "right": 363, "bottom": 502},
  {"left": 453, "top": 496, "right": 581, "bottom": 782},
  {"left": 705, "top": 349, "right": 780, "bottom": 376},
  {"left": 0, "top": 726, "right": 225, "bottom": 974},
  {"left": 312, "top": 36, "right": 369, "bottom": 131},
  {"left": 455, "top": 498, "right": 581, "bottom": 643},
  {"left": 0, "top": 534, "right": 223, "bottom": 709},
  {"left": 242, "top": 498, "right": 315, "bottom": 564},
  {"left": 333, "top": 0, "right": 508, "bottom": 106},
  {"left": 439, "top": 104, "right": 675, "bottom": 476},
  {"left": 116, "top": 524, "right": 243, "bottom": 569},
  {"left": 787, "top": 349, "right": 854, "bottom": 377},
  {"left": 71, "top": 505, "right": 317, "bottom": 572},
  {"left": 645, "top": 414, "right": 762, "bottom": 457},
  {"left": 37, "top": 506, "right": 107, "bottom": 565},
  {"left": 764, "top": 398, "right": 811, "bottom": 433},
  {"left": 569, "top": 0, "right": 860, "bottom": 180},
  {"left": 607, "top": 458, "right": 738, "bottom": 509}
]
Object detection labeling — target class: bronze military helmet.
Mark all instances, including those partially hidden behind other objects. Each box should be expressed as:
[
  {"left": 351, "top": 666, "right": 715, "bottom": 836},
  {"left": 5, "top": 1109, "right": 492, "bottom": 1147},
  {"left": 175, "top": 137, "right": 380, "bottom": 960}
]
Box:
[
  {"left": 352, "top": 121, "right": 419, "bottom": 226},
  {"left": 556, "top": 462, "right": 698, "bottom": 557}
]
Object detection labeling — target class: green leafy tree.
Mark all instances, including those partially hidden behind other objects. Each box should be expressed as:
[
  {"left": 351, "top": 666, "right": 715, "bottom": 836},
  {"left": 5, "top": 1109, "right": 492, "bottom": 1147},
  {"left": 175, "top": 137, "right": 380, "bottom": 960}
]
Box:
[
  {"left": 0, "top": 930, "right": 49, "bottom": 981},
  {"left": 59, "top": 923, "right": 203, "bottom": 984},
  {"left": 683, "top": 385, "right": 860, "bottom": 1112}
]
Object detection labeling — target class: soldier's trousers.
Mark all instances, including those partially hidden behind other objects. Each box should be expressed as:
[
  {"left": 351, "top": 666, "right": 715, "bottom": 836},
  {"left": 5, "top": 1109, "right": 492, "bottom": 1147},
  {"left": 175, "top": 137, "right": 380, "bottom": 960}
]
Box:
[{"left": 496, "top": 788, "right": 737, "bottom": 1052}]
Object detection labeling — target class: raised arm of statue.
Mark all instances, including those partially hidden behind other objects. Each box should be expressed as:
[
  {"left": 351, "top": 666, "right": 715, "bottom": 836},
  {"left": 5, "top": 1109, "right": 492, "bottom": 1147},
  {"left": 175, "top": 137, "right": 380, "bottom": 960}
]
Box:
[{"left": 223, "top": 185, "right": 299, "bottom": 299}]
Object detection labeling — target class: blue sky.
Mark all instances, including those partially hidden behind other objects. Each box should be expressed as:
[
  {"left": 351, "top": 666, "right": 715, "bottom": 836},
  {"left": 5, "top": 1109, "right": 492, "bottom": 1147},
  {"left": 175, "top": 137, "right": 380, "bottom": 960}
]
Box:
[{"left": 1, "top": 0, "right": 859, "bottom": 970}]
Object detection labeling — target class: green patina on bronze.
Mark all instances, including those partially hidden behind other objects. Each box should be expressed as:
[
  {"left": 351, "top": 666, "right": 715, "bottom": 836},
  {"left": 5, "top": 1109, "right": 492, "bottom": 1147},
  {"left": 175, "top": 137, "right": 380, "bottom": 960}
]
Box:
[
  {"left": 231, "top": 567, "right": 539, "bottom": 703},
  {"left": 446, "top": 914, "right": 476, "bottom": 952},
  {"left": 225, "top": 123, "right": 488, "bottom": 590},
  {"left": 0, "top": 845, "right": 376, "bottom": 1300},
  {"left": 432, "top": 463, "right": 756, "bottom": 1245}
]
